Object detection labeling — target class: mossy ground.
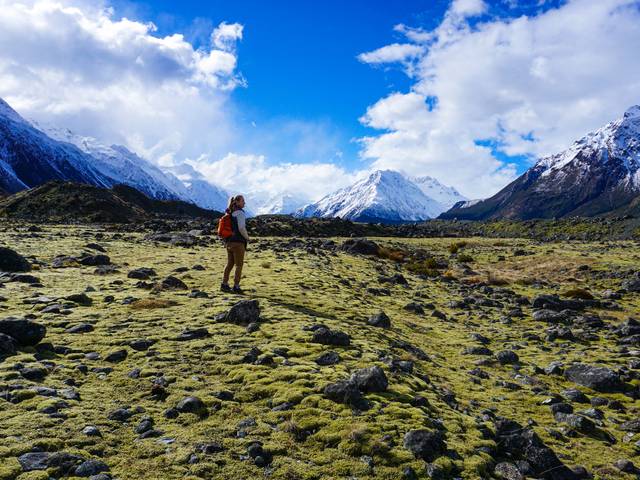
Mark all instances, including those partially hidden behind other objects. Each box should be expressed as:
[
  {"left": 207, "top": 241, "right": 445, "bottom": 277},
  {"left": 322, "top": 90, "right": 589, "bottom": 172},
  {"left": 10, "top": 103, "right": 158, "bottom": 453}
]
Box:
[{"left": 0, "top": 225, "right": 639, "bottom": 479}]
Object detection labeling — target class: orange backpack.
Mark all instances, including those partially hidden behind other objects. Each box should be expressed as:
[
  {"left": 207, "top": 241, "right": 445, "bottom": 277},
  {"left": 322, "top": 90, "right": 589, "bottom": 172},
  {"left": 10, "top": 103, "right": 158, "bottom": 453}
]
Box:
[{"left": 217, "top": 213, "right": 233, "bottom": 239}]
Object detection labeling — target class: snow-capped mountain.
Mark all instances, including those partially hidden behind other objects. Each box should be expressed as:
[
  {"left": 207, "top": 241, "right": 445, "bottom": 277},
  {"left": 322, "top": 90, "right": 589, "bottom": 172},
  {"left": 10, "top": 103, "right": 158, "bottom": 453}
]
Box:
[
  {"left": 0, "top": 99, "right": 117, "bottom": 194},
  {"left": 36, "top": 123, "right": 191, "bottom": 202},
  {"left": 167, "top": 163, "right": 229, "bottom": 212},
  {"left": 409, "top": 175, "right": 467, "bottom": 209},
  {"left": 0, "top": 97, "right": 229, "bottom": 211},
  {"left": 296, "top": 170, "right": 446, "bottom": 223},
  {"left": 441, "top": 105, "right": 640, "bottom": 220},
  {"left": 257, "top": 193, "right": 307, "bottom": 215}
]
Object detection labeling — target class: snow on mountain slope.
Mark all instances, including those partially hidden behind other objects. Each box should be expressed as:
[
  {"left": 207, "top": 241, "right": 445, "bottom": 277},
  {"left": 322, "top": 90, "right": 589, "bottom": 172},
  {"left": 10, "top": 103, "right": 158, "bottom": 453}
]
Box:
[
  {"left": 257, "top": 193, "right": 307, "bottom": 215},
  {"left": 36, "top": 122, "right": 233, "bottom": 212},
  {"left": 0, "top": 103, "right": 117, "bottom": 194},
  {"left": 296, "top": 170, "right": 445, "bottom": 223},
  {"left": 167, "top": 163, "right": 229, "bottom": 212},
  {"left": 34, "top": 123, "right": 193, "bottom": 202},
  {"left": 0, "top": 97, "right": 229, "bottom": 211},
  {"left": 441, "top": 105, "right": 640, "bottom": 220},
  {"left": 409, "top": 175, "right": 467, "bottom": 209},
  {"left": 0, "top": 98, "right": 26, "bottom": 125}
]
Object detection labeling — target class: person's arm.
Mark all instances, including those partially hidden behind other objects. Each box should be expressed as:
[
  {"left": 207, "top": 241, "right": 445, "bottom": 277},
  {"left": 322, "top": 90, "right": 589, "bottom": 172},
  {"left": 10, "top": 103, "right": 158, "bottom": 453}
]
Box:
[{"left": 236, "top": 210, "right": 250, "bottom": 242}]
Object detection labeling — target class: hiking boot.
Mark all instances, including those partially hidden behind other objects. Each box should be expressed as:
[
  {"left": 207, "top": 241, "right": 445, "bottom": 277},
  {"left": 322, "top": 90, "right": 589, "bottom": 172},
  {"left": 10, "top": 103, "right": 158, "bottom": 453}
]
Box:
[
  {"left": 220, "top": 283, "right": 232, "bottom": 293},
  {"left": 231, "top": 285, "right": 244, "bottom": 295}
]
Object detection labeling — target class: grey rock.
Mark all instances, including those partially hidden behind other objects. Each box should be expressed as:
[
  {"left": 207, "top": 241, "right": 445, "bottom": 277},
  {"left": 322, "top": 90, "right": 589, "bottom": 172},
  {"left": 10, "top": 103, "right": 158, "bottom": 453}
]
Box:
[
  {"left": 224, "top": 299, "right": 260, "bottom": 325},
  {"left": 403, "top": 429, "right": 447, "bottom": 462},
  {"left": 176, "top": 396, "right": 207, "bottom": 415},
  {"left": 0, "top": 247, "right": 31, "bottom": 272},
  {"left": 349, "top": 366, "right": 388, "bottom": 393},
  {"left": 0, "top": 318, "right": 46, "bottom": 346},
  {"left": 367, "top": 311, "right": 391, "bottom": 328},
  {"left": 564, "top": 363, "right": 625, "bottom": 393}
]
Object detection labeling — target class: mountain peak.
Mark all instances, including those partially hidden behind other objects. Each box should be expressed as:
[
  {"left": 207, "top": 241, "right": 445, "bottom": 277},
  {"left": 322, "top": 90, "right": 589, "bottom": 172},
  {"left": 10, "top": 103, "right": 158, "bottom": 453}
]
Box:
[
  {"left": 0, "top": 97, "right": 26, "bottom": 124},
  {"left": 296, "top": 169, "right": 453, "bottom": 223},
  {"left": 624, "top": 105, "right": 640, "bottom": 119},
  {"left": 442, "top": 106, "right": 640, "bottom": 220}
]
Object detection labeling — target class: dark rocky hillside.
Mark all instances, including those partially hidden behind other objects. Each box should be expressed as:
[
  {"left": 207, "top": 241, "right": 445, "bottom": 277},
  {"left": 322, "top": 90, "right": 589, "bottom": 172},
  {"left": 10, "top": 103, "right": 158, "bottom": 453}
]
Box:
[{"left": 0, "top": 182, "right": 221, "bottom": 223}]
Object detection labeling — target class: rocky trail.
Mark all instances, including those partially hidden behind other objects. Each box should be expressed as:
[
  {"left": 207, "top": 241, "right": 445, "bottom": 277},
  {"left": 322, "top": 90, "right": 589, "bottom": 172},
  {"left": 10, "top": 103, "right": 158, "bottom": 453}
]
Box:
[{"left": 0, "top": 224, "right": 639, "bottom": 479}]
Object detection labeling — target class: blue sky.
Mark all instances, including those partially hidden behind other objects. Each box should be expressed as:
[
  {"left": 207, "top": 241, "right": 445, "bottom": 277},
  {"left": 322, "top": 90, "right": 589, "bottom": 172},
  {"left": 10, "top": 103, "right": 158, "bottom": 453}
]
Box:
[
  {"left": 1, "top": 0, "right": 639, "bottom": 202},
  {"left": 109, "top": 0, "right": 563, "bottom": 173}
]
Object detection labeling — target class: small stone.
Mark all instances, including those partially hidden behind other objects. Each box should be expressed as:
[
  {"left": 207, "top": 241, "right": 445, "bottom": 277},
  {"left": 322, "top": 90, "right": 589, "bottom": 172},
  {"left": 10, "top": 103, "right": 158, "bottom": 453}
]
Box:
[
  {"left": 496, "top": 350, "right": 519, "bottom": 365},
  {"left": 349, "top": 366, "right": 388, "bottom": 393},
  {"left": 18, "top": 452, "right": 50, "bottom": 471},
  {"left": 176, "top": 396, "right": 207, "bottom": 415},
  {"left": 83, "top": 425, "right": 102, "bottom": 437},
  {"left": 75, "top": 459, "right": 109, "bottom": 477},
  {"left": 104, "top": 349, "right": 128, "bottom": 363},
  {"left": 367, "top": 311, "right": 391, "bottom": 328},
  {"left": 403, "top": 430, "right": 447, "bottom": 462},
  {"left": 315, "top": 351, "right": 341, "bottom": 366}
]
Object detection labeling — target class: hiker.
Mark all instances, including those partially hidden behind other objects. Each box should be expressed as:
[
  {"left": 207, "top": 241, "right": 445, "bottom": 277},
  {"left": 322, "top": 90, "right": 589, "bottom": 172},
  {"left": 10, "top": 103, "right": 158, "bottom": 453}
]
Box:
[{"left": 219, "top": 195, "right": 250, "bottom": 294}]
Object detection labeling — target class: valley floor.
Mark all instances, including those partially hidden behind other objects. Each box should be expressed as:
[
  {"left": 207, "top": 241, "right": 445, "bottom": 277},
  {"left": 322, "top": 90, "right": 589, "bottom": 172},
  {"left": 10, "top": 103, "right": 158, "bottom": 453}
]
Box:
[{"left": 0, "top": 224, "right": 639, "bottom": 480}]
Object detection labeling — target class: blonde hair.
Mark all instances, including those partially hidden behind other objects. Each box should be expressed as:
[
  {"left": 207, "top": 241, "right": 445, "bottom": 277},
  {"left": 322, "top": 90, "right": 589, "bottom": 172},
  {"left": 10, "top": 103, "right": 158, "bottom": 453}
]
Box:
[{"left": 226, "top": 195, "right": 244, "bottom": 213}]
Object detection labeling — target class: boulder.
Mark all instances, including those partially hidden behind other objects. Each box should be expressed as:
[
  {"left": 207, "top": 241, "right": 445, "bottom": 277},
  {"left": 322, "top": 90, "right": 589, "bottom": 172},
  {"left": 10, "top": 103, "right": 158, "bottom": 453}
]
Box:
[
  {"left": 18, "top": 452, "right": 50, "bottom": 471},
  {"left": 367, "top": 311, "right": 391, "bottom": 328},
  {"left": 223, "top": 299, "right": 260, "bottom": 325},
  {"left": 564, "top": 363, "right": 625, "bottom": 393},
  {"left": 315, "top": 351, "right": 341, "bottom": 366},
  {"left": 74, "top": 459, "right": 109, "bottom": 477},
  {"left": 175, "top": 327, "right": 209, "bottom": 341},
  {"left": 493, "top": 417, "right": 581, "bottom": 480},
  {"left": 127, "top": 267, "right": 156, "bottom": 280},
  {"left": 349, "top": 366, "right": 388, "bottom": 393},
  {"left": 0, "top": 332, "right": 17, "bottom": 357},
  {"left": 65, "top": 293, "right": 92, "bottom": 306},
  {"left": 340, "top": 238, "right": 380, "bottom": 256},
  {"left": 0, "top": 247, "right": 31, "bottom": 272},
  {"left": 79, "top": 254, "right": 111, "bottom": 266},
  {"left": 496, "top": 350, "right": 520, "bottom": 365},
  {"left": 104, "top": 349, "right": 128, "bottom": 363},
  {"left": 403, "top": 429, "right": 447, "bottom": 462},
  {"left": 0, "top": 318, "right": 46, "bottom": 346},
  {"left": 159, "top": 276, "right": 187, "bottom": 290},
  {"left": 176, "top": 396, "right": 207, "bottom": 415},
  {"left": 323, "top": 380, "right": 369, "bottom": 410},
  {"left": 311, "top": 327, "right": 350, "bottom": 346}
]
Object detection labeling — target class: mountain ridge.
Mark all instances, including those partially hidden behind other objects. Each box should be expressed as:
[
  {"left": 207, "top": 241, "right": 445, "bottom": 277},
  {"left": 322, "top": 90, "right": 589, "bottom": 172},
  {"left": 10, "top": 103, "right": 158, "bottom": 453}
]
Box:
[
  {"left": 0, "top": 98, "right": 230, "bottom": 211},
  {"left": 440, "top": 105, "right": 640, "bottom": 220},
  {"left": 296, "top": 170, "right": 459, "bottom": 223}
]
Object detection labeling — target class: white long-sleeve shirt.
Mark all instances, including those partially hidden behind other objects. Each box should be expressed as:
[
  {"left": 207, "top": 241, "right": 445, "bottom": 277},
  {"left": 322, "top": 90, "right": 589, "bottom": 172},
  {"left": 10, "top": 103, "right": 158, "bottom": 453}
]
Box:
[{"left": 232, "top": 209, "right": 250, "bottom": 242}]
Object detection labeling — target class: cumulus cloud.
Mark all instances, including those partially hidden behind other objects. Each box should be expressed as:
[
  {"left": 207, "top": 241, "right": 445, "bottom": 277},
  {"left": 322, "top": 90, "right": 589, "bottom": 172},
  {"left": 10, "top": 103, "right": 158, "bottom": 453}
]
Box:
[
  {"left": 451, "top": 0, "right": 488, "bottom": 17},
  {"left": 186, "top": 153, "right": 360, "bottom": 207},
  {"left": 358, "top": 0, "right": 640, "bottom": 198},
  {"left": 357, "top": 43, "right": 424, "bottom": 65},
  {"left": 0, "top": 0, "right": 243, "bottom": 166},
  {"left": 212, "top": 22, "right": 243, "bottom": 51}
]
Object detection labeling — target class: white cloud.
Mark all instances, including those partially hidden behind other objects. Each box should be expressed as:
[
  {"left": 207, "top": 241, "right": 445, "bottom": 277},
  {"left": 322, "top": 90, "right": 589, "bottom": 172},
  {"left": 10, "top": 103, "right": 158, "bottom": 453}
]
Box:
[
  {"left": 357, "top": 0, "right": 640, "bottom": 198},
  {"left": 186, "top": 153, "right": 360, "bottom": 207},
  {"left": 357, "top": 43, "right": 424, "bottom": 64},
  {"left": 212, "top": 22, "right": 243, "bottom": 51},
  {"left": 451, "top": 0, "right": 488, "bottom": 17},
  {"left": 0, "top": 0, "right": 243, "bottom": 167}
]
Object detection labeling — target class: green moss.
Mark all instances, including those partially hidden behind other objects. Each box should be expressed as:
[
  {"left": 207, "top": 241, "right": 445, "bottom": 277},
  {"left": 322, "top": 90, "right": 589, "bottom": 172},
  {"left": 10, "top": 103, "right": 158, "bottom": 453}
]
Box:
[
  {"left": 0, "top": 458, "right": 21, "bottom": 480},
  {"left": 0, "top": 226, "right": 638, "bottom": 478}
]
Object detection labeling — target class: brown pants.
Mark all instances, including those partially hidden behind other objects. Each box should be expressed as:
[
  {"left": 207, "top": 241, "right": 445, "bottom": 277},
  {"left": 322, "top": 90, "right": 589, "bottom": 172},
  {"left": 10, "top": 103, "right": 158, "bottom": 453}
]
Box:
[{"left": 223, "top": 241, "right": 246, "bottom": 286}]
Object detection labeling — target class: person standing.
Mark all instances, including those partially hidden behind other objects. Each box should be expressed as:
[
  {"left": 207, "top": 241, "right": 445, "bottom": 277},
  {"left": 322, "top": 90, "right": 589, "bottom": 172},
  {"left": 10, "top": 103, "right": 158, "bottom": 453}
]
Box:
[{"left": 221, "top": 195, "right": 250, "bottom": 294}]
